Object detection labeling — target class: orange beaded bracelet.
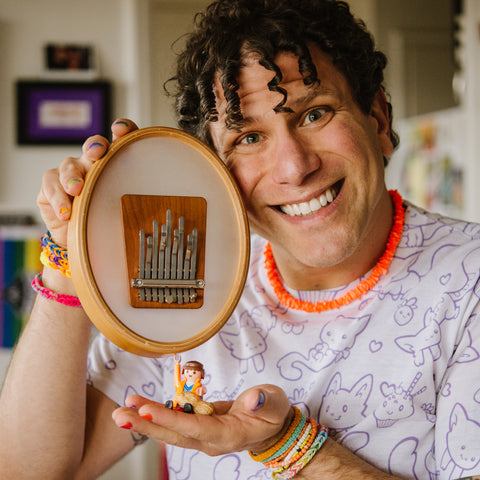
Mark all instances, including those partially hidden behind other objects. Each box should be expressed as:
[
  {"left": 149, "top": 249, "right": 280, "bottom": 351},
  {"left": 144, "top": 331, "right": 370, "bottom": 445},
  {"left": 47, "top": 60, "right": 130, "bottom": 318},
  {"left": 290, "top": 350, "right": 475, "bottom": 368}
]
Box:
[{"left": 249, "top": 406, "right": 301, "bottom": 463}]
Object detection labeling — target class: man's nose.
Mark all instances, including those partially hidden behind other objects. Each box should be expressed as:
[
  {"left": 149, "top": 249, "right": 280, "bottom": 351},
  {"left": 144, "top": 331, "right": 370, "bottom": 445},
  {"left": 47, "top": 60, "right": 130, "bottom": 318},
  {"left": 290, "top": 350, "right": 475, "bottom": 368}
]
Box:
[{"left": 271, "top": 131, "right": 320, "bottom": 185}]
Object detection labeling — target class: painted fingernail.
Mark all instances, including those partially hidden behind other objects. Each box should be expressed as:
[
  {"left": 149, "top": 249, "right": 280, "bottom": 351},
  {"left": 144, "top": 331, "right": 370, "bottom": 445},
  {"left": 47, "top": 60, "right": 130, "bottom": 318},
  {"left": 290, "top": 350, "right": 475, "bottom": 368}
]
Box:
[
  {"left": 88, "top": 142, "right": 104, "bottom": 150},
  {"left": 140, "top": 413, "right": 153, "bottom": 421},
  {"left": 253, "top": 391, "right": 265, "bottom": 411},
  {"left": 68, "top": 178, "right": 82, "bottom": 187},
  {"left": 59, "top": 206, "right": 70, "bottom": 216},
  {"left": 114, "top": 120, "right": 129, "bottom": 126},
  {"left": 120, "top": 422, "right": 133, "bottom": 430}
]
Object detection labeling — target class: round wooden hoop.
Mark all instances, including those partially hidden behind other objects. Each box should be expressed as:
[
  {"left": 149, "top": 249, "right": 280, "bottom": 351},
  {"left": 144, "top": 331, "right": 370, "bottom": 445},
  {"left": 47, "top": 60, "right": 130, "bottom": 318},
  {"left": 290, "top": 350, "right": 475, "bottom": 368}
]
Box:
[{"left": 68, "top": 127, "right": 249, "bottom": 357}]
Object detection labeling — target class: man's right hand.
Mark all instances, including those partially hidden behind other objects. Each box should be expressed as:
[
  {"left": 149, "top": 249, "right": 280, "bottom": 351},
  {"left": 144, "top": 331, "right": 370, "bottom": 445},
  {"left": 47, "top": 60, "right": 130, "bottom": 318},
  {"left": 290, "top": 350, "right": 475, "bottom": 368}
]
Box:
[{"left": 36, "top": 118, "right": 139, "bottom": 248}]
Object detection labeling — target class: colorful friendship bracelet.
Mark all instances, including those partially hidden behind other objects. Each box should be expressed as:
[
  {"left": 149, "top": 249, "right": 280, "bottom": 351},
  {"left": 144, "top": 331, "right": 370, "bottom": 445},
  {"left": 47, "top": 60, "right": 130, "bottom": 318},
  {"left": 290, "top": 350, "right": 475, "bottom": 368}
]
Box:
[
  {"left": 265, "top": 418, "right": 318, "bottom": 469},
  {"left": 262, "top": 413, "right": 307, "bottom": 464},
  {"left": 31, "top": 273, "right": 82, "bottom": 307},
  {"left": 249, "top": 406, "right": 302, "bottom": 462},
  {"left": 272, "top": 425, "right": 329, "bottom": 479},
  {"left": 249, "top": 405, "right": 329, "bottom": 479},
  {"left": 40, "top": 231, "right": 71, "bottom": 278},
  {"left": 263, "top": 417, "right": 311, "bottom": 467}
]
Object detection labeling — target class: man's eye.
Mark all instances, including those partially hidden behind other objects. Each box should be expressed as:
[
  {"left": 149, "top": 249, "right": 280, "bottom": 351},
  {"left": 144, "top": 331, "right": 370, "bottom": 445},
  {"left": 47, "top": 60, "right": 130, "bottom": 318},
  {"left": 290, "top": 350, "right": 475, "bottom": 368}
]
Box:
[
  {"left": 304, "top": 107, "right": 327, "bottom": 125},
  {"left": 239, "top": 133, "right": 261, "bottom": 145}
]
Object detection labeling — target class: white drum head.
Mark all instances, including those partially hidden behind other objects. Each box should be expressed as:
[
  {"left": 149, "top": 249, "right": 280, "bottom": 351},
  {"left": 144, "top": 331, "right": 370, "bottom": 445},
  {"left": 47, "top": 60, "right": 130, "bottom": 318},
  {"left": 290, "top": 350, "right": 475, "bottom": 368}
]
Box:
[{"left": 69, "top": 127, "right": 249, "bottom": 357}]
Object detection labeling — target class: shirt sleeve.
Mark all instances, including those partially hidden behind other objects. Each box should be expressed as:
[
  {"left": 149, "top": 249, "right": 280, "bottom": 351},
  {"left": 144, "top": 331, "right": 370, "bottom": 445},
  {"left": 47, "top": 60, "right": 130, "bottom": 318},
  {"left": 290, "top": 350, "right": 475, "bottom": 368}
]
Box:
[{"left": 87, "top": 332, "right": 165, "bottom": 407}]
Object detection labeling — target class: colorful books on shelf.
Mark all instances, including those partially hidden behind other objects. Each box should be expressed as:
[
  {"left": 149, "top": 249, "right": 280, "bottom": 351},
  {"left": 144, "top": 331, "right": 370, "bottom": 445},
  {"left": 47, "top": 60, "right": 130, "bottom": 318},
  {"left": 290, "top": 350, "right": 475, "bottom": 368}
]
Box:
[{"left": 0, "top": 225, "right": 43, "bottom": 348}]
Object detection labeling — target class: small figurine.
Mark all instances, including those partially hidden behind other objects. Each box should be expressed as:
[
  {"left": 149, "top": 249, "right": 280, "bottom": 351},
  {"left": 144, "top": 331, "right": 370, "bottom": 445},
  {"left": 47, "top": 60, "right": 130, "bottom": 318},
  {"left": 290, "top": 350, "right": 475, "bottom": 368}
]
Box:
[{"left": 165, "top": 355, "right": 214, "bottom": 415}]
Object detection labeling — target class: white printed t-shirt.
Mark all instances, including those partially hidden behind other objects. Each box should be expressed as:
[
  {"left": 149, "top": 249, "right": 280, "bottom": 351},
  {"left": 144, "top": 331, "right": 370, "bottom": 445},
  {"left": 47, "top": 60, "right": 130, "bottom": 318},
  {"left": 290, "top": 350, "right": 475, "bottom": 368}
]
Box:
[{"left": 88, "top": 202, "right": 480, "bottom": 480}]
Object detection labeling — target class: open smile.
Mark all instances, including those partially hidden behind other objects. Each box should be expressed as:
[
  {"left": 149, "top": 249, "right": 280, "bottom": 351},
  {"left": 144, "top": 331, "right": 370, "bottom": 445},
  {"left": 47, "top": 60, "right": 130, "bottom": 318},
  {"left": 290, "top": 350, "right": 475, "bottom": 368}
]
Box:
[{"left": 278, "top": 181, "right": 342, "bottom": 217}]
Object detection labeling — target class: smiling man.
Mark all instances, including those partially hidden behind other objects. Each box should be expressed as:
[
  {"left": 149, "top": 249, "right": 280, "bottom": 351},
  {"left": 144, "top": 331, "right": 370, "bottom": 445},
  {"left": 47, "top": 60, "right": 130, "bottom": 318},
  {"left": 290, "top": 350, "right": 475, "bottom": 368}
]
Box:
[
  {"left": 209, "top": 47, "right": 394, "bottom": 291},
  {"left": 2, "top": 1, "right": 480, "bottom": 480}
]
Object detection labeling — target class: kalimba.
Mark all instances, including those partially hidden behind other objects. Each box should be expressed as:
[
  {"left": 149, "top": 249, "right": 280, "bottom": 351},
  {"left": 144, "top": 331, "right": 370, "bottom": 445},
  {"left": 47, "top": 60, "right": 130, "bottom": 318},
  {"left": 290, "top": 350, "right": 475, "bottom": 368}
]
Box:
[{"left": 68, "top": 127, "right": 249, "bottom": 357}]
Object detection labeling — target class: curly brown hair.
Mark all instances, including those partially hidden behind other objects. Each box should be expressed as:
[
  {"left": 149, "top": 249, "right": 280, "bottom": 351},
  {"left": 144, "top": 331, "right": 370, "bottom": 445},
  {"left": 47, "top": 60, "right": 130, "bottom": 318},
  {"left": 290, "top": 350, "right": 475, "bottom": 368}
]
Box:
[{"left": 168, "top": 0, "right": 399, "bottom": 163}]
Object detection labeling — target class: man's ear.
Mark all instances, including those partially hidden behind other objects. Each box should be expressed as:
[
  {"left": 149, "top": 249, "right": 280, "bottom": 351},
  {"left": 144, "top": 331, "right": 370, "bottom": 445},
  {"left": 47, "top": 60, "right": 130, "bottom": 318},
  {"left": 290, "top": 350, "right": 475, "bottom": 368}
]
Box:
[{"left": 370, "top": 89, "right": 394, "bottom": 157}]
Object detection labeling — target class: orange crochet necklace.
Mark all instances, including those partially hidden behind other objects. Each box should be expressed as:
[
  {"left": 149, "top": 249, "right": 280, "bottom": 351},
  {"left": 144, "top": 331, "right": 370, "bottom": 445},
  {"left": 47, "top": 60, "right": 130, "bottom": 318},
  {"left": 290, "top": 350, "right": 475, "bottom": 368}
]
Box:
[{"left": 264, "top": 189, "right": 405, "bottom": 313}]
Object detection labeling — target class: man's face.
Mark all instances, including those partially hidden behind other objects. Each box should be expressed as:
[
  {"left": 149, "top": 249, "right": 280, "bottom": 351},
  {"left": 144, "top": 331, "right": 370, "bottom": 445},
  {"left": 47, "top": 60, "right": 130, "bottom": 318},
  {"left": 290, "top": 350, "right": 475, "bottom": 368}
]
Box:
[{"left": 209, "top": 46, "right": 394, "bottom": 290}]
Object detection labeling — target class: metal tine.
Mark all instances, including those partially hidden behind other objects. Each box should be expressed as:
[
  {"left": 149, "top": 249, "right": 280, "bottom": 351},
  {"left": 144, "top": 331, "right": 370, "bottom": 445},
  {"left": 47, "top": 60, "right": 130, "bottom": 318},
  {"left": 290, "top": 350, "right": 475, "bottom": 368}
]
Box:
[
  {"left": 183, "top": 234, "right": 193, "bottom": 303},
  {"left": 189, "top": 229, "right": 198, "bottom": 302},
  {"left": 158, "top": 224, "right": 167, "bottom": 303},
  {"left": 165, "top": 210, "right": 172, "bottom": 303},
  {"left": 176, "top": 217, "right": 184, "bottom": 305},
  {"left": 145, "top": 236, "right": 153, "bottom": 302},
  {"left": 170, "top": 229, "right": 179, "bottom": 303},
  {"left": 152, "top": 220, "right": 159, "bottom": 302},
  {"left": 139, "top": 229, "right": 146, "bottom": 301}
]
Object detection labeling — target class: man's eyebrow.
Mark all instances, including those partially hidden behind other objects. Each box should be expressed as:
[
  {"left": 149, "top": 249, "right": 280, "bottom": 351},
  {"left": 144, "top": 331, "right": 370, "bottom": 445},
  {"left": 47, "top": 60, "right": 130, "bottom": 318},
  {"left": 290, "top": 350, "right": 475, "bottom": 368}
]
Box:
[
  {"left": 235, "top": 83, "right": 333, "bottom": 127},
  {"left": 220, "top": 82, "right": 338, "bottom": 135},
  {"left": 288, "top": 82, "right": 336, "bottom": 108}
]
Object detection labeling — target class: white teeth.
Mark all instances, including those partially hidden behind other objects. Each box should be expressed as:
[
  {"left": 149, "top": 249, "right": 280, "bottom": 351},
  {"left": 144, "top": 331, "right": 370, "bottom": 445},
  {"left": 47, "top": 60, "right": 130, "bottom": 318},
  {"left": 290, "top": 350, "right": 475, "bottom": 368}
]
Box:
[
  {"left": 280, "top": 186, "right": 338, "bottom": 217},
  {"left": 299, "top": 202, "right": 310, "bottom": 215},
  {"left": 309, "top": 197, "right": 321, "bottom": 211}
]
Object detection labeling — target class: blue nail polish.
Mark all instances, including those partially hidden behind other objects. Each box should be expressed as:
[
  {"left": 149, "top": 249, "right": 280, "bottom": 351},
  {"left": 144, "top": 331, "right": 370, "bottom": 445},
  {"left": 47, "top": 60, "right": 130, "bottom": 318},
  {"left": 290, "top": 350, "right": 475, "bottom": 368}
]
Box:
[
  {"left": 253, "top": 391, "right": 265, "bottom": 411},
  {"left": 88, "top": 142, "right": 104, "bottom": 150}
]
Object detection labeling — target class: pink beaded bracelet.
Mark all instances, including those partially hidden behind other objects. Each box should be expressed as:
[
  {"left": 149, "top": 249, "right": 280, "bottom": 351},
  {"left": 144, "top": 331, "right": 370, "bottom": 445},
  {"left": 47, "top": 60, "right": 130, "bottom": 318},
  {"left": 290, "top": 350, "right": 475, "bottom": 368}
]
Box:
[{"left": 31, "top": 273, "right": 82, "bottom": 307}]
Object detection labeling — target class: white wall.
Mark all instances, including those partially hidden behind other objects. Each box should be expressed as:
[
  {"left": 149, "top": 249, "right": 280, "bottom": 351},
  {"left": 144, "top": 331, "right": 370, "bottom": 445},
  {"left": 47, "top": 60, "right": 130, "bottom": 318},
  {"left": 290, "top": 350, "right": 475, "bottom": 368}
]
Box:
[{"left": 0, "top": 0, "right": 150, "bottom": 219}]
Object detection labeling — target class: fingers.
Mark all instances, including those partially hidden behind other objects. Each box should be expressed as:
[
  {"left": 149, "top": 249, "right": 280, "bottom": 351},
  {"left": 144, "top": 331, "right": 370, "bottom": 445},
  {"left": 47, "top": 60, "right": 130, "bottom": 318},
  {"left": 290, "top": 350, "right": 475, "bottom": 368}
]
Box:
[
  {"left": 111, "top": 118, "right": 138, "bottom": 142},
  {"left": 37, "top": 119, "right": 138, "bottom": 246},
  {"left": 124, "top": 394, "right": 163, "bottom": 410},
  {"left": 111, "top": 385, "right": 291, "bottom": 457},
  {"left": 113, "top": 403, "right": 230, "bottom": 455},
  {"left": 57, "top": 117, "right": 138, "bottom": 197}
]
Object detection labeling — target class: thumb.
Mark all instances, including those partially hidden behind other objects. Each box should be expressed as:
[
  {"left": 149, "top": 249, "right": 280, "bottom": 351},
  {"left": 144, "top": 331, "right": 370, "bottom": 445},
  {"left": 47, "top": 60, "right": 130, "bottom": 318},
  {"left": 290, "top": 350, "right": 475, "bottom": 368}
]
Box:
[
  {"left": 241, "top": 384, "right": 290, "bottom": 420},
  {"left": 233, "top": 384, "right": 292, "bottom": 454}
]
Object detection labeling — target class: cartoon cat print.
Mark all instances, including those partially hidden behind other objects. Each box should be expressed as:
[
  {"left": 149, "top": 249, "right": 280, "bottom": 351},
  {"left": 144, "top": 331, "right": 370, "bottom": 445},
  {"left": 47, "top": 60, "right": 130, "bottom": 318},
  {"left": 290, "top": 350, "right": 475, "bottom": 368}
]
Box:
[
  {"left": 319, "top": 372, "right": 373, "bottom": 434},
  {"left": 219, "top": 305, "right": 276, "bottom": 374},
  {"left": 277, "top": 315, "right": 370, "bottom": 381},
  {"left": 396, "top": 308, "right": 442, "bottom": 366},
  {"left": 440, "top": 403, "right": 480, "bottom": 480}
]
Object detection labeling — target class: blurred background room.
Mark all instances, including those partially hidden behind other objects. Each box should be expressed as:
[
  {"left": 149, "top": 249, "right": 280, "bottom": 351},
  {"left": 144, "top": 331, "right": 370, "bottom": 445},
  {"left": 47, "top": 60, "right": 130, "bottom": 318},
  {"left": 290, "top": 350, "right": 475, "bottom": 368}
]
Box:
[{"left": 0, "top": 0, "right": 478, "bottom": 478}]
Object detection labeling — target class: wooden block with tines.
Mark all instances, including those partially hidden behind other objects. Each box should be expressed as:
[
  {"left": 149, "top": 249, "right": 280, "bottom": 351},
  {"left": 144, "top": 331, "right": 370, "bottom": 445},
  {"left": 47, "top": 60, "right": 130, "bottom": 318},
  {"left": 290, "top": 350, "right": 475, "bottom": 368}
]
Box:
[{"left": 121, "top": 194, "right": 206, "bottom": 309}]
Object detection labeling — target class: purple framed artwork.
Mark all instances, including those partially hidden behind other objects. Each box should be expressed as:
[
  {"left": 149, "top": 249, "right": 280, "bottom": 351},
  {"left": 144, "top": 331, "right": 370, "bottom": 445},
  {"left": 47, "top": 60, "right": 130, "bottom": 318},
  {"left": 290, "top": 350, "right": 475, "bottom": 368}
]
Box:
[{"left": 16, "top": 81, "right": 111, "bottom": 145}]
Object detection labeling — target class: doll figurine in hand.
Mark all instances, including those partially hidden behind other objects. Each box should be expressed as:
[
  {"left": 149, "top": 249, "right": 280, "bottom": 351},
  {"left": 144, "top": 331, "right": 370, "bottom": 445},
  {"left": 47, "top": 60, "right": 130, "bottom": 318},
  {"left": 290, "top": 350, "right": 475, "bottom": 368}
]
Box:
[{"left": 165, "top": 355, "right": 214, "bottom": 415}]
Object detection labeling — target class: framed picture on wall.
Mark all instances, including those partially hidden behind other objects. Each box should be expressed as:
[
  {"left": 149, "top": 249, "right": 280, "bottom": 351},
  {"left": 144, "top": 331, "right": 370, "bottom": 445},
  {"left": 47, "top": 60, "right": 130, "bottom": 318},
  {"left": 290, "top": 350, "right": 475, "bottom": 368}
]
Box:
[
  {"left": 43, "top": 44, "right": 99, "bottom": 80},
  {"left": 16, "top": 81, "right": 111, "bottom": 146}
]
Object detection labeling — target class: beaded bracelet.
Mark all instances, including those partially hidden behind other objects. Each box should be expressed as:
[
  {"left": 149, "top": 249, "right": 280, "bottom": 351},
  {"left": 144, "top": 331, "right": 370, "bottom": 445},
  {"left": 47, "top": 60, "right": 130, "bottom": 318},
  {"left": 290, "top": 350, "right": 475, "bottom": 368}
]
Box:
[
  {"left": 40, "top": 231, "right": 71, "bottom": 278},
  {"left": 249, "top": 406, "right": 302, "bottom": 463},
  {"left": 265, "top": 419, "right": 318, "bottom": 469},
  {"left": 271, "top": 425, "right": 329, "bottom": 480},
  {"left": 249, "top": 405, "right": 328, "bottom": 479},
  {"left": 262, "top": 413, "right": 307, "bottom": 464},
  {"left": 31, "top": 273, "right": 82, "bottom": 307}
]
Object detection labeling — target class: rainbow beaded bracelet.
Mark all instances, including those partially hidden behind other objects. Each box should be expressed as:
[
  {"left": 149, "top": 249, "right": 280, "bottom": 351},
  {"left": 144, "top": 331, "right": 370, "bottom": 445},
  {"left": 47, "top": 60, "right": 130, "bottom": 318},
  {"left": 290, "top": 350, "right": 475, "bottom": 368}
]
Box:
[
  {"left": 40, "top": 231, "right": 71, "bottom": 278},
  {"left": 249, "top": 405, "right": 328, "bottom": 479},
  {"left": 272, "top": 425, "right": 329, "bottom": 479}
]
